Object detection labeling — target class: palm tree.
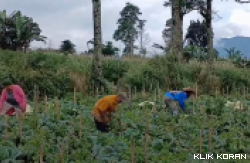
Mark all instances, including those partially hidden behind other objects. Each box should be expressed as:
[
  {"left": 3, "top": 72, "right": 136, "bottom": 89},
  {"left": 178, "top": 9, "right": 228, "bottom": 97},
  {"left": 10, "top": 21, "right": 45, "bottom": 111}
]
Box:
[{"left": 14, "top": 11, "right": 47, "bottom": 52}]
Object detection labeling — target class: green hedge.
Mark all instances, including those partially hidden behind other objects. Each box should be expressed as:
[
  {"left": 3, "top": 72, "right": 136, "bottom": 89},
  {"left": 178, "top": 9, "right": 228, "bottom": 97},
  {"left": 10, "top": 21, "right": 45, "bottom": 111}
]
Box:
[{"left": 0, "top": 50, "right": 250, "bottom": 99}]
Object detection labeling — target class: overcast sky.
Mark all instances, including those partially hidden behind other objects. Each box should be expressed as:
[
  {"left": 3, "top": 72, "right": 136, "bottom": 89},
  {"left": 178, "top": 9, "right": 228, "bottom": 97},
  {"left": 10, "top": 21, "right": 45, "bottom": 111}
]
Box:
[{"left": 2, "top": 0, "right": 250, "bottom": 53}]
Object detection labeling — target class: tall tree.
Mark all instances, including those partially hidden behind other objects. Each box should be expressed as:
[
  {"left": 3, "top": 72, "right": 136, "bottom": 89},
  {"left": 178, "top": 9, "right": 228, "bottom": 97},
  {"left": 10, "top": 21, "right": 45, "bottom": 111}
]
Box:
[
  {"left": 0, "top": 10, "right": 46, "bottom": 52},
  {"left": 113, "top": 2, "right": 142, "bottom": 55},
  {"left": 164, "top": 0, "right": 203, "bottom": 61},
  {"left": 197, "top": 0, "right": 213, "bottom": 72},
  {"left": 137, "top": 19, "right": 150, "bottom": 57},
  {"left": 171, "top": 0, "right": 182, "bottom": 60},
  {"left": 86, "top": 40, "right": 119, "bottom": 56},
  {"left": 185, "top": 20, "right": 208, "bottom": 49},
  {"left": 196, "top": 0, "right": 250, "bottom": 68},
  {"left": 152, "top": 18, "right": 172, "bottom": 53},
  {"left": 102, "top": 41, "right": 119, "bottom": 56},
  {"left": 59, "top": 39, "right": 75, "bottom": 54},
  {"left": 92, "top": 0, "right": 104, "bottom": 91}
]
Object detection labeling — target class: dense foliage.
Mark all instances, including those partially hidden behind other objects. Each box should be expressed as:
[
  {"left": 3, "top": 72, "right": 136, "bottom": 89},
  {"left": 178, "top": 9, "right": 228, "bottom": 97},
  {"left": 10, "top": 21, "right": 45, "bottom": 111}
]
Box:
[
  {"left": 185, "top": 20, "right": 208, "bottom": 49},
  {"left": 0, "top": 10, "right": 46, "bottom": 51},
  {"left": 225, "top": 47, "right": 250, "bottom": 68},
  {"left": 113, "top": 2, "right": 143, "bottom": 55},
  {"left": 60, "top": 40, "right": 76, "bottom": 54},
  {"left": 1, "top": 95, "right": 250, "bottom": 162},
  {"left": 86, "top": 40, "right": 119, "bottom": 56},
  {"left": 0, "top": 50, "right": 250, "bottom": 98}
]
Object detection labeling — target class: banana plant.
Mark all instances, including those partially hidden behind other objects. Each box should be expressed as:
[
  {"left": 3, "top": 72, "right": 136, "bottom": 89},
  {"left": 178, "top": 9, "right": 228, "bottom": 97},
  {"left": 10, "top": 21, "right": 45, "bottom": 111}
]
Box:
[
  {"left": 0, "top": 10, "right": 46, "bottom": 52},
  {"left": 0, "top": 10, "right": 8, "bottom": 49},
  {"left": 13, "top": 11, "right": 46, "bottom": 52},
  {"left": 224, "top": 47, "right": 250, "bottom": 68}
]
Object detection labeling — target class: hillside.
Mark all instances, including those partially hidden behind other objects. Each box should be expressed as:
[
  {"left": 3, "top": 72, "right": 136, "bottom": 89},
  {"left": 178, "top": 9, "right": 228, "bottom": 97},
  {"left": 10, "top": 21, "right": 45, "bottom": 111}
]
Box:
[{"left": 215, "top": 36, "right": 250, "bottom": 58}]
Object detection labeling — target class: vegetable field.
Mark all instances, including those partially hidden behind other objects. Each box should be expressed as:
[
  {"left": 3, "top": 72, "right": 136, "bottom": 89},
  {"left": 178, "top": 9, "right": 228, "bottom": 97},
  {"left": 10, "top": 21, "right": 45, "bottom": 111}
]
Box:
[{"left": 0, "top": 94, "right": 250, "bottom": 163}]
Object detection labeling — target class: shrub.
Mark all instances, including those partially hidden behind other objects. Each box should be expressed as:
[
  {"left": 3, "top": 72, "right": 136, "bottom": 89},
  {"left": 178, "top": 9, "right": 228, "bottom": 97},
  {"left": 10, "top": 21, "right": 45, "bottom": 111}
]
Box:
[
  {"left": 0, "top": 50, "right": 250, "bottom": 99},
  {"left": 215, "top": 68, "right": 250, "bottom": 93},
  {"left": 102, "top": 59, "right": 129, "bottom": 84}
]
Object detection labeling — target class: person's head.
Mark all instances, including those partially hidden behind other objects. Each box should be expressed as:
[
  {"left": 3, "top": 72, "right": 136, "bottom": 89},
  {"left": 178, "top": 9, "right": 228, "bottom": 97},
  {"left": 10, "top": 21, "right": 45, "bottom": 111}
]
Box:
[
  {"left": 183, "top": 87, "right": 196, "bottom": 98},
  {"left": 116, "top": 92, "right": 128, "bottom": 103},
  {"left": 2, "top": 79, "right": 12, "bottom": 88}
]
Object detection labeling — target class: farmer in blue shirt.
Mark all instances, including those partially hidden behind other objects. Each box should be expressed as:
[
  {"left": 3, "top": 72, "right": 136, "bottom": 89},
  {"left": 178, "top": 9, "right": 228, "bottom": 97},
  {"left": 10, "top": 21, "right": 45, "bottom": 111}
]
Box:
[{"left": 164, "top": 87, "right": 196, "bottom": 116}]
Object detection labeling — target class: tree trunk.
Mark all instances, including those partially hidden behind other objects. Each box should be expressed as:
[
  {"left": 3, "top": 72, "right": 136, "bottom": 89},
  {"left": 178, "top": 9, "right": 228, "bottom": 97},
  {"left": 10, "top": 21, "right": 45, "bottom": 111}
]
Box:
[
  {"left": 172, "top": 0, "right": 183, "bottom": 62},
  {"left": 130, "top": 39, "right": 134, "bottom": 55},
  {"left": 92, "top": 0, "right": 103, "bottom": 93},
  {"left": 170, "top": 2, "right": 176, "bottom": 54},
  {"left": 206, "top": 0, "right": 213, "bottom": 72},
  {"left": 139, "top": 31, "right": 143, "bottom": 57},
  {"left": 178, "top": 15, "right": 183, "bottom": 62}
]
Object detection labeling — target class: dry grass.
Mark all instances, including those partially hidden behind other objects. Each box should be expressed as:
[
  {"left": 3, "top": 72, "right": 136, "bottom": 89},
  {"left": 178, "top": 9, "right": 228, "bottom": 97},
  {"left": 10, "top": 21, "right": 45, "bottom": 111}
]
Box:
[
  {"left": 69, "top": 72, "right": 88, "bottom": 94},
  {"left": 79, "top": 54, "right": 150, "bottom": 62},
  {"left": 187, "top": 59, "right": 236, "bottom": 70},
  {"left": 44, "top": 52, "right": 250, "bottom": 96},
  {"left": 79, "top": 54, "right": 235, "bottom": 71}
]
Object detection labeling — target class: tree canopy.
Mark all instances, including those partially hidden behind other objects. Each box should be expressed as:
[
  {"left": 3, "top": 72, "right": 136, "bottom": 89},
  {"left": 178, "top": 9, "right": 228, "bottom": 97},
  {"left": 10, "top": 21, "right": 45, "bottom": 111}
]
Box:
[
  {"left": 113, "top": 2, "right": 142, "bottom": 55},
  {"left": 0, "top": 10, "right": 46, "bottom": 52},
  {"left": 86, "top": 39, "right": 119, "bottom": 56},
  {"left": 185, "top": 20, "right": 208, "bottom": 49},
  {"left": 60, "top": 40, "right": 76, "bottom": 54}
]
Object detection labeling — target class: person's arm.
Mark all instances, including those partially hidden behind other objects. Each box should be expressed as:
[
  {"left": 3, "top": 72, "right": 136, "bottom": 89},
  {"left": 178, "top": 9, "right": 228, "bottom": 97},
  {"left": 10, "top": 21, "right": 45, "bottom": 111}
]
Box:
[
  {"left": 107, "top": 107, "right": 116, "bottom": 122},
  {"left": 98, "top": 102, "right": 111, "bottom": 123},
  {"left": 0, "top": 89, "right": 7, "bottom": 112},
  {"left": 15, "top": 85, "right": 27, "bottom": 111}
]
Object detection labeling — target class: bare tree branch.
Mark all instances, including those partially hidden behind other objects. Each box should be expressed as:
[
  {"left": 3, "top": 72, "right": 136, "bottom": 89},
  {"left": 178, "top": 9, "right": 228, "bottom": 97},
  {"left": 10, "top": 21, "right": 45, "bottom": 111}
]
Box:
[{"left": 136, "top": 19, "right": 151, "bottom": 56}]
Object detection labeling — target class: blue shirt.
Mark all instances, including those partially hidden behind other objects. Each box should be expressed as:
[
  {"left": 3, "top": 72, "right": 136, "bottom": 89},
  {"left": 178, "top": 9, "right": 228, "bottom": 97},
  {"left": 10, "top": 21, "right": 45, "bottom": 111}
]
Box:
[{"left": 165, "top": 91, "right": 188, "bottom": 110}]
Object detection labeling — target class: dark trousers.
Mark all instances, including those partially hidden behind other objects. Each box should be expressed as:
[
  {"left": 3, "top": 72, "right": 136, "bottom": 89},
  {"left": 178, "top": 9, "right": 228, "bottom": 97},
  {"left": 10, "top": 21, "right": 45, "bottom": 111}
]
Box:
[
  {"left": 94, "top": 118, "right": 109, "bottom": 133},
  {"left": 6, "top": 98, "right": 20, "bottom": 108}
]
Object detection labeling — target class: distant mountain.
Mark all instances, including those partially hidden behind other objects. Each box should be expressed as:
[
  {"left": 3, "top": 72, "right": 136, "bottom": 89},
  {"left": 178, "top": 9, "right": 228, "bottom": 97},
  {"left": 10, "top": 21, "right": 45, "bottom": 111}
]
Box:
[{"left": 214, "top": 36, "right": 250, "bottom": 58}]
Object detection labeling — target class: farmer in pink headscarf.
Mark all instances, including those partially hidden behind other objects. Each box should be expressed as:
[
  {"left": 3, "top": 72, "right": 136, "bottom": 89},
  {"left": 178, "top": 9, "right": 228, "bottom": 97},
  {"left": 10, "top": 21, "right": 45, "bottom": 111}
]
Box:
[{"left": 0, "top": 79, "right": 27, "bottom": 116}]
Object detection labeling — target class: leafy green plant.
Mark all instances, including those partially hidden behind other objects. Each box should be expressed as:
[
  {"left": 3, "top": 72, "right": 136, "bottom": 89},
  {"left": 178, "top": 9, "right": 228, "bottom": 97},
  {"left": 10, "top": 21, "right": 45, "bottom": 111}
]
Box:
[
  {"left": 1, "top": 95, "right": 250, "bottom": 162},
  {"left": 0, "top": 10, "right": 46, "bottom": 51}
]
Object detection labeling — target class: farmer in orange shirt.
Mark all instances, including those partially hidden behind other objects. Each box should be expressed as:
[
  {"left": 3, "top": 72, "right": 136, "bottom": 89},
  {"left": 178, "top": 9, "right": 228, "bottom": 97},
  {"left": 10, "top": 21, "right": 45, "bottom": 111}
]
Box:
[{"left": 92, "top": 92, "right": 128, "bottom": 133}]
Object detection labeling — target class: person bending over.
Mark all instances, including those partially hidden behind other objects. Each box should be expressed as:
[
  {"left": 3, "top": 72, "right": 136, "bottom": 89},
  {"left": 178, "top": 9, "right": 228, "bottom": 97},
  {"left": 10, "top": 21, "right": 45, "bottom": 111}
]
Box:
[
  {"left": 164, "top": 87, "right": 196, "bottom": 116},
  {"left": 91, "top": 92, "right": 127, "bottom": 133},
  {"left": 0, "top": 79, "right": 27, "bottom": 117}
]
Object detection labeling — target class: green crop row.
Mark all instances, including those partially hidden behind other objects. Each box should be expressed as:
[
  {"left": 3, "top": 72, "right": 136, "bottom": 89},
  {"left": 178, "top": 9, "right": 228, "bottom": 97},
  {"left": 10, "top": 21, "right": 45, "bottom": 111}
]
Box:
[{"left": 0, "top": 95, "right": 250, "bottom": 162}]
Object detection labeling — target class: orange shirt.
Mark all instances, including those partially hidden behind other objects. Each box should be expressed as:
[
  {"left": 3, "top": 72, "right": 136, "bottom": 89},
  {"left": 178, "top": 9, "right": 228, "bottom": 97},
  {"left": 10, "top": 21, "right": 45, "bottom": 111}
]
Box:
[{"left": 92, "top": 95, "right": 119, "bottom": 118}]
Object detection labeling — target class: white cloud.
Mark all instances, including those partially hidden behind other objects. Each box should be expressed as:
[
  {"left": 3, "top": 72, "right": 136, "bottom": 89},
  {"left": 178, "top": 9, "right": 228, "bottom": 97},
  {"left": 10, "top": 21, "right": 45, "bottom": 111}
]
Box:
[
  {"left": 1, "top": 0, "right": 250, "bottom": 53},
  {"left": 214, "top": 9, "right": 250, "bottom": 37},
  {"left": 228, "top": 9, "right": 250, "bottom": 36}
]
